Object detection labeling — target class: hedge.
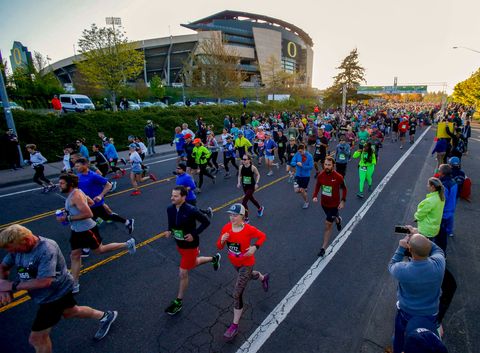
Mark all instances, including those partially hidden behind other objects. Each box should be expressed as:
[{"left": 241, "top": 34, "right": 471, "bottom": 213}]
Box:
[{"left": 0, "top": 100, "right": 316, "bottom": 167}]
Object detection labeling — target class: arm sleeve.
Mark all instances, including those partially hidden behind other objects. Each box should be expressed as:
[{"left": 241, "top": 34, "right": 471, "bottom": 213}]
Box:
[
  {"left": 352, "top": 150, "right": 361, "bottom": 159},
  {"left": 251, "top": 227, "right": 267, "bottom": 247},
  {"left": 312, "top": 175, "right": 322, "bottom": 198},
  {"left": 340, "top": 178, "right": 347, "bottom": 201},
  {"left": 216, "top": 225, "right": 228, "bottom": 249},
  {"left": 192, "top": 208, "right": 210, "bottom": 237},
  {"left": 388, "top": 246, "right": 407, "bottom": 278},
  {"left": 303, "top": 155, "right": 313, "bottom": 169},
  {"left": 92, "top": 172, "right": 109, "bottom": 186},
  {"left": 38, "top": 152, "right": 48, "bottom": 164}
]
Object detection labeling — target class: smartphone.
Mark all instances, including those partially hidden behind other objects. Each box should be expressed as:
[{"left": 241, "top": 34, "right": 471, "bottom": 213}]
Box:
[{"left": 394, "top": 225, "right": 410, "bottom": 234}]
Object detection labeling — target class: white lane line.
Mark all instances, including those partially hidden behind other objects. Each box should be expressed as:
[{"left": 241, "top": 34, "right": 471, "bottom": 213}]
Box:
[
  {"left": 471, "top": 137, "right": 480, "bottom": 142},
  {"left": 236, "top": 126, "right": 432, "bottom": 353},
  {"left": 0, "top": 156, "right": 178, "bottom": 199}
]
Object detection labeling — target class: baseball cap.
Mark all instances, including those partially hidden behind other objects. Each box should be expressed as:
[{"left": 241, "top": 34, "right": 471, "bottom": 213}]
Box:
[
  {"left": 404, "top": 317, "right": 447, "bottom": 353},
  {"left": 184, "top": 133, "right": 192, "bottom": 139},
  {"left": 289, "top": 136, "right": 296, "bottom": 141},
  {"left": 193, "top": 138, "right": 202, "bottom": 144},
  {"left": 238, "top": 131, "right": 244, "bottom": 135},
  {"left": 227, "top": 203, "right": 246, "bottom": 216},
  {"left": 147, "top": 120, "right": 152, "bottom": 124},
  {"left": 128, "top": 143, "right": 138, "bottom": 149},
  {"left": 226, "top": 135, "right": 233, "bottom": 140},
  {"left": 448, "top": 156, "right": 460, "bottom": 166},
  {"left": 265, "top": 131, "right": 271, "bottom": 136}
]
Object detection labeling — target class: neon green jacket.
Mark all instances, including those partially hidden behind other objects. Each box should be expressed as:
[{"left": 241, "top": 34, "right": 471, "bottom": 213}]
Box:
[
  {"left": 414, "top": 192, "right": 445, "bottom": 237},
  {"left": 192, "top": 145, "right": 211, "bottom": 165},
  {"left": 352, "top": 150, "right": 377, "bottom": 167}
]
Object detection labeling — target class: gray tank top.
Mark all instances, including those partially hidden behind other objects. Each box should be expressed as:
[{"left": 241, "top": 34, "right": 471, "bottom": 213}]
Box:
[{"left": 65, "top": 189, "right": 97, "bottom": 232}]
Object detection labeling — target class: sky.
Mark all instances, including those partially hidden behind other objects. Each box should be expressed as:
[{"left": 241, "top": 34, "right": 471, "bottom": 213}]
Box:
[{"left": 1, "top": 0, "right": 479, "bottom": 93}]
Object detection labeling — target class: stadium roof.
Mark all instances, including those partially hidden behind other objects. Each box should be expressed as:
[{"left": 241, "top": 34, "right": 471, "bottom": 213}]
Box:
[{"left": 181, "top": 10, "right": 313, "bottom": 47}]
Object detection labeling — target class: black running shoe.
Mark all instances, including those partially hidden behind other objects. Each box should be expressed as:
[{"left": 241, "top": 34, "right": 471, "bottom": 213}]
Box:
[
  {"left": 212, "top": 253, "right": 221, "bottom": 271},
  {"left": 126, "top": 219, "right": 135, "bottom": 234},
  {"left": 94, "top": 311, "right": 118, "bottom": 341},
  {"left": 317, "top": 248, "right": 326, "bottom": 257},
  {"left": 165, "top": 299, "right": 182, "bottom": 315},
  {"left": 336, "top": 216, "right": 342, "bottom": 232}
]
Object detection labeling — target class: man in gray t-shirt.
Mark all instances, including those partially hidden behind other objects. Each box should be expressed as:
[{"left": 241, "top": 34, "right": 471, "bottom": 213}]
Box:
[{"left": 0, "top": 224, "right": 118, "bottom": 352}]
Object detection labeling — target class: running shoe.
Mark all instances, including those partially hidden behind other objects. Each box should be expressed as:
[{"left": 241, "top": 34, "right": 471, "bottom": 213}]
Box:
[
  {"left": 41, "top": 187, "right": 49, "bottom": 194},
  {"left": 120, "top": 158, "right": 127, "bottom": 165},
  {"left": 302, "top": 202, "right": 309, "bottom": 209},
  {"left": 130, "top": 190, "right": 141, "bottom": 196},
  {"left": 212, "top": 176, "right": 216, "bottom": 184},
  {"left": 126, "top": 219, "right": 135, "bottom": 234},
  {"left": 72, "top": 283, "right": 80, "bottom": 294},
  {"left": 317, "top": 248, "right": 326, "bottom": 257},
  {"left": 48, "top": 185, "right": 57, "bottom": 192},
  {"left": 224, "top": 324, "right": 239, "bottom": 341},
  {"left": 448, "top": 233, "right": 454, "bottom": 237},
  {"left": 149, "top": 173, "right": 157, "bottom": 182},
  {"left": 94, "top": 311, "right": 118, "bottom": 341},
  {"left": 165, "top": 299, "right": 182, "bottom": 315},
  {"left": 205, "top": 207, "right": 213, "bottom": 220},
  {"left": 81, "top": 248, "right": 90, "bottom": 258},
  {"left": 126, "top": 237, "right": 136, "bottom": 254},
  {"left": 356, "top": 192, "right": 364, "bottom": 198},
  {"left": 336, "top": 216, "right": 343, "bottom": 232},
  {"left": 267, "top": 171, "right": 273, "bottom": 176},
  {"left": 257, "top": 206, "right": 265, "bottom": 217},
  {"left": 224, "top": 173, "right": 231, "bottom": 179},
  {"left": 112, "top": 174, "right": 121, "bottom": 180},
  {"left": 110, "top": 181, "right": 117, "bottom": 192},
  {"left": 96, "top": 217, "right": 104, "bottom": 226},
  {"left": 261, "top": 273, "right": 270, "bottom": 292},
  {"left": 212, "top": 253, "right": 221, "bottom": 271},
  {"left": 121, "top": 169, "right": 127, "bottom": 176},
  {"left": 196, "top": 188, "right": 202, "bottom": 193}
]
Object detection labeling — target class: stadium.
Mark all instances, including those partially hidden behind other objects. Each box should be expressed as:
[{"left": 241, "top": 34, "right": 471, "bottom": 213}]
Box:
[{"left": 49, "top": 10, "right": 314, "bottom": 89}]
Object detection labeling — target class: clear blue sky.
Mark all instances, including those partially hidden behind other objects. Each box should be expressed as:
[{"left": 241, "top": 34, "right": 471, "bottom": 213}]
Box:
[{"left": 1, "top": 0, "right": 479, "bottom": 93}]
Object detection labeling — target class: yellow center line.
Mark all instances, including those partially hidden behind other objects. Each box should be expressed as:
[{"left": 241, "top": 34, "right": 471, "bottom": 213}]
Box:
[
  {"left": 0, "top": 175, "right": 287, "bottom": 313},
  {"left": 0, "top": 176, "right": 175, "bottom": 231}
]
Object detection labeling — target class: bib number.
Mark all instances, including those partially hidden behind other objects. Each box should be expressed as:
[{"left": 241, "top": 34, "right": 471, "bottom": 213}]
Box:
[
  {"left": 243, "top": 176, "right": 252, "bottom": 185},
  {"left": 172, "top": 229, "right": 185, "bottom": 240},
  {"left": 338, "top": 153, "right": 346, "bottom": 161},
  {"left": 360, "top": 166, "right": 367, "bottom": 171},
  {"left": 227, "top": 242, "right": 242, "bottom": 256},
  {"left": 322, "top": 185, "right": 333, "bottom": 197}
]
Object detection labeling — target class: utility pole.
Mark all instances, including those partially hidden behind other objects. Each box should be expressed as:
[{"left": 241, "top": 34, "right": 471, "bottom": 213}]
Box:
[
  {"left": 341, "top": 84, "right": 347, "bottom": 115},
  {"left": 0, "top": 69, "right": 24, "bottom": 166}
]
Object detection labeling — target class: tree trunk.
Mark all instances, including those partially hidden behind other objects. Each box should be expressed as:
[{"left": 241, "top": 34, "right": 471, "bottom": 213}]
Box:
[{"left": 111, "top": 91, "right": 117, "bottom": 112}]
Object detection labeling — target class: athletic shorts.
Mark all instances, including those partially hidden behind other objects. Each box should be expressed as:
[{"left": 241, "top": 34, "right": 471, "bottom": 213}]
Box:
[
  {"left": 132, "top": 170, "right": 143, "bottom": 175},
  {"left": 70, "top": 226, "right": 102, "bottom": 250},
  {"left": 32, "top": 292, "right": 77, "bottom": 331},
  {"left": 399, "top": 131, "right": 406, "bottom": 137},
  {"left": 176, "top": 150, "right": 184, "bottom": 157},
  {"left": 314, "top": 154, "right": 326, "bottom": 163},
  {"left": 322, "top": 206, "right": 339, "bottom": 223},
  {"left": 177, "top": 247, "right": 200, "bottom": 270},
  {"left": 186, "top": 160, "right": 198, "bottom": 170},
  {"left": 265, "top": 155, "right": 274, "bottom": 161},
  {"left": 295, "top": 176, "right": 310, "bottom": 190}
]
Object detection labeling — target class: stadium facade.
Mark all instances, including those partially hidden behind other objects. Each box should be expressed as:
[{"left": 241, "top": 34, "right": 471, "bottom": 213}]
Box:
[{"left": 49, "top": 10, "right": 314, "bottom": 89}]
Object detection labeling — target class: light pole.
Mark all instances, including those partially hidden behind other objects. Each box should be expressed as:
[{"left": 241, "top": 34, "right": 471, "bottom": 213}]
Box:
[{"left": 452, "top": 46, "right": 480, "bottom": 54}]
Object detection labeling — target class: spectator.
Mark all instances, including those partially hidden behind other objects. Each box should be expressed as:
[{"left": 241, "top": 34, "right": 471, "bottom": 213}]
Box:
[
  {"left": 51, "top": 95, "right": 62, "bottom": 115},
  {"left": 414, "top": 177, "right": 445, "bottom": 239},
  {"left": 436, "top": 164, "right": 458, "bottom": 251},
  {"left": 2, "top": 129, "right": 20, "bottom": 170},
  {"left": 144, "top": 120, "right": 158, "bottom": 155}
]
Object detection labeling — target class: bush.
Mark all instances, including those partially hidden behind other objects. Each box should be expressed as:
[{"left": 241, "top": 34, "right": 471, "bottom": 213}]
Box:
[{"left": 0, "top": 100, "right": 316, "bottom": 166}]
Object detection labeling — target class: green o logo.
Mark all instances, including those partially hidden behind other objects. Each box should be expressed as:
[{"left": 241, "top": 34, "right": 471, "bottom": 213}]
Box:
[
  {"left": 287, "top": 42, "right": 297, "bottom": 58},
  {"left": 13, "top": 48, "right": 22, "bottom": 65}
]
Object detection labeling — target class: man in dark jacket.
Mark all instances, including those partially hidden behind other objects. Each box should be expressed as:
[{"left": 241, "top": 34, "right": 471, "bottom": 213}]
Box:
[
  {"left": 144, "top": 120, "right": 158, "bottom": 155},
  {"left": 164, "top": 186, "right": 220, "bottom": 315}
]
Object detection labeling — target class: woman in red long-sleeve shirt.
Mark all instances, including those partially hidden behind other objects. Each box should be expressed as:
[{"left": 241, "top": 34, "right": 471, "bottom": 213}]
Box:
[{"left": 216, "top": 203, "right": 269, "bottom": 341}]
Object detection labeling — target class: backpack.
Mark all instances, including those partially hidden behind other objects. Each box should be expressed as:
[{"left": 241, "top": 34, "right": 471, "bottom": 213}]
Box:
[{"left": 455, "top": 138, "right": 466, "bottom": 154}]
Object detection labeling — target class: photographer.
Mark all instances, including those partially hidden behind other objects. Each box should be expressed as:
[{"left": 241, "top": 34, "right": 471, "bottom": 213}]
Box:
[{"left": 388, "top": 226, "right": 445, "bottom": 353}]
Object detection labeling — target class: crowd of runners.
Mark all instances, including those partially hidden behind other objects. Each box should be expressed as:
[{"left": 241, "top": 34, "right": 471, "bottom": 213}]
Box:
[{"left": 0, "top": 102, "right": 475, "bottom": 352}]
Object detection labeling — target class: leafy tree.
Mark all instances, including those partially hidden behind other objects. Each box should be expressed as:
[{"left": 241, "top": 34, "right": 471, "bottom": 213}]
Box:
[
  {"left": 149, "top": 75, "right": 165, "bottom": 100},
  {"left": 323, "top": 48, "right": 367, "bottom": 108},
  {"left": 261, "top": 55, "right": 300, "bottom": 99},
  {"left": 75, "top": 24, "right": 144, "bottom": 111},
  {"left": 184, "top": 32, "right": 245, "bottom": 102},
  {"left": 452, "top": 69, "right": 480, "bottom": 107}
]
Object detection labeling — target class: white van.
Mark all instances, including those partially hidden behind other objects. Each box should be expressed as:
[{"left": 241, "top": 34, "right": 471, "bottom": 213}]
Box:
[{"left": 59, "top": 94, "right": 95, "bottom": 112}]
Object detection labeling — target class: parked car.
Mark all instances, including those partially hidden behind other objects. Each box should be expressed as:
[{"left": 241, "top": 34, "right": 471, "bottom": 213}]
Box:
[
  {"left": 138, "top": 101, "right": 153, "bottom": 109},
  {"left": 59, "top": 94, "right": 95, "bottom": 112},
  {"left": 0, "top": 101, "right": 24, "bottom": 110},
  {"left": 221, "top": 99, "right": 238, "bottom": 105},
  {"left": 204, "top": 101, "right": 217, "bottom": 106},
  {"left": 248, "top": 100, "right": 263, "bottom": 105},
  {"left": 128, "top": 101, "right": 140, "bottom": 110},
  {"left": 152, "top": 101, "right": 168, "bottom": 108}
]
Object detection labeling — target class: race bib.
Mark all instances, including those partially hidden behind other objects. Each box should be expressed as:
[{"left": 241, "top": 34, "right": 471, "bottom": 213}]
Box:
[
  {"left": 338, "top": 153, "right": 346, "bottom": 161},
  {"left": 172, "top": 229, "right": 185, "bottom": 240},
  {"left": 227, "top": 242, "right": 242, "bottom": 256},
  {"left": 322, "top": 185, "right": 333, "bottom": 197},
  {"left": 278, "top": 143, "right": 284, "bottom": 148},
  {"left": 360, "top": 166, "right": 367, "bottom": 171},
  {"left": 243, "top": 176, "right": 252, "bottom": 185}
]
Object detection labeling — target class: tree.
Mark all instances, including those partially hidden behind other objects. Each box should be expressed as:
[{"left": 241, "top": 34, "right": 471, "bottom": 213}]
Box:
[
  {"left": 149, "top": 75, "right": 165, "bottom": 100},
  {"left": 75, "top": 24, "right": 144, "bottom": 111},
  {"left": 452, "top": 69, "right": 480, "bottom": 107},
  {"left": 323, "top": 48, "right": 367, "bottom": 108},
  {"left": 261, "top": 55, "right": 300, "bottom": 99},
  {"left": 185, "top": 32, "right": 245, "bottom": 102}
]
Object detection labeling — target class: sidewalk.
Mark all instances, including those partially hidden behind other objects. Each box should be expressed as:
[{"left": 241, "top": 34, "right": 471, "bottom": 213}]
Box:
[{"left": 0, "top": 143, "right": 177, "bottom": 188}]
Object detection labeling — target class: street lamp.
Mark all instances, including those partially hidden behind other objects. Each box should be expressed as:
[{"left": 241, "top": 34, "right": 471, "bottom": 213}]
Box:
[{"left": 452, "top": 46, "right": 480, "bottom": 54}]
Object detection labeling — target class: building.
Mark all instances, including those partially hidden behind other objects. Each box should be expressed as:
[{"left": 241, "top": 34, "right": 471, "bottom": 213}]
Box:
[{"left": 49, "top": 10, "right": 314, "bottom": 89}]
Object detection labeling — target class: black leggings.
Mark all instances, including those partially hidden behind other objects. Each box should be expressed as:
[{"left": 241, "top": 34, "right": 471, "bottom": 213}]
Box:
[
  {"left": 208, "top": 152, "right": 219, "bottom": 169},
  {"left": 224, "top": 157, "right": 238, "bottom": 173},
  {"left": 33, "top": 165, "right": 51, "bottom": 186},
  {"left": 91, "top": 205, "right": 126, "bottom": 223},
  {"left": 278, "top": 148, "right": 286, "bottom": 164},
  {"left": 198, "top": 164, "right": 214, "bottom": 188},
  {"left": 242, "top": 187, "right": 261, "bottom": 217},
  {"left": 109, "top": 159, "right": 121, "bottom": 173}
]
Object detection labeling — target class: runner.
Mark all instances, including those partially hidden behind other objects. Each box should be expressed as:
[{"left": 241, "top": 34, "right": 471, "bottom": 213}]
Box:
[
  {"left": 234, "top": 131, "right": 252, "bottom": 160},
  {"left": 263, "top": 132, "right": 278, "bottom": 176},
  {"left": 56, "top": 173, "right": 136, "bottom": 293},
  {"left": 408, "top": 116, "right": 417, "bottom": 144},
  {"left": 223, "top": 135, "right": 238, "bottom": 179},
  {"left": 91, "top": 144, "right": 110, "bottom": 176},
  {"left": 182, "top": 134, "right": 198, "bottom": 175},
  {"left": 206, "top": 131, "right": 220, "bottom": 173},
  {"left": 164, "top": 186, "right": 221, "bottom": 315},
  {"left": 127, "top": 144, "right": 157, "bottom": 195},
  {"left": 276, "top": 130, "right": 288, "bottom": 165},
  {"left": 103, "top": 138, "right": 126, "bottom": 179},
  {"left": 312, "top": 156, "right": 347, "bottom": 257},
  {"left": 25, "top": 144, "right": 56, "bottom": 193},
  {"left": 0, "top": 224, "right": 119, "bottom": 353},
  {"left": 312, "top": 128, "right": 329, "bottom": 177},
  {"left": 74, "top": 158, "right": 136, "bottom": 231},
  {"left": 172, "top": 127, "right": 186, "bottom": 165},
  {"left": 398, "top": 117, "right": 409, "bottom": 149},
  {"left": 352, "top": 142, "right": 377, "bottom": 198},
  {"left": 334, "top": 135, "right": 351, "bottom": 177},
  {"left": 357, "top": 124, "right": 370, "bottom": 150},
  {"left": 216, "top": 203, "right": 269, "bottom": 340},
  {"left": 192, "top": 138, "right": 215, "bottom": 192},
  {"left": 290, "top": 144, "right": 314, "bottom": 208},
  {"left": 237, "top": 154, "right": 264, "bottom": 223},
  {"left": 286, "top": 136, "right": 298, "bottom": 183}
]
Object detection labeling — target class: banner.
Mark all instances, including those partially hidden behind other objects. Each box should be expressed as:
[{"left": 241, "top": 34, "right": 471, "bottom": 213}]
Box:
[{"left": 357, "top": 85, "right": 428, "bottom": 94}]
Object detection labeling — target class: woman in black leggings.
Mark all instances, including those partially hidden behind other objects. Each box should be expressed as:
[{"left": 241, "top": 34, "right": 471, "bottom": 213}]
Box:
[{"left": 237, "top": 154, "right": 263, "bottom": 223}]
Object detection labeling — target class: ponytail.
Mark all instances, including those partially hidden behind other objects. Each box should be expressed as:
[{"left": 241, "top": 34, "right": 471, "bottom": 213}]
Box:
[{"left": 429, "top": 177, "right": 445, "bottom": 201}]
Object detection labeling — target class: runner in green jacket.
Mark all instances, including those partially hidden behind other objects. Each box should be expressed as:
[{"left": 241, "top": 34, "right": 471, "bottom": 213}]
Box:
[
  {"left": 192, "top": 139, "right": 215, "bottom": 192},
  {"left": 352, "top": 142, "right": 376, "bottom": 198}
]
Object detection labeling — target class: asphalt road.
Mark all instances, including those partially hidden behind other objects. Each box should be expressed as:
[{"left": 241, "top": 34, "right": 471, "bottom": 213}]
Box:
[{"left": 0, "top": 127, "right": 478, "bottom": 353}]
